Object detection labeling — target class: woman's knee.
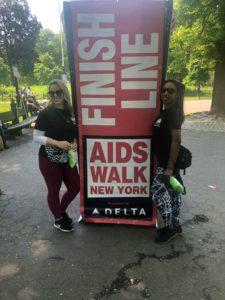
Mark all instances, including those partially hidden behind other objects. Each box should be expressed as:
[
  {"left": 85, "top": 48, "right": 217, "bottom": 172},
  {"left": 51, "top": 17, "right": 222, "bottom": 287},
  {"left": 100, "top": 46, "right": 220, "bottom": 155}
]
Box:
[
  {"left": 67, "top": 186, "right": 79, "bottom": 199},
  {"left": 47, "top": 185, "right": 61, "bottom": 198}
]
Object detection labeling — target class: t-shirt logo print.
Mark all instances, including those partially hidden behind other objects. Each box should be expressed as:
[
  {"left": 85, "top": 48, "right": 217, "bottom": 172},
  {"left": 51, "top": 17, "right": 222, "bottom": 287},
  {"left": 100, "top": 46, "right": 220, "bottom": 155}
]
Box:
[{"left": 154, "top": 118, "right": 162, "bottom": 127}]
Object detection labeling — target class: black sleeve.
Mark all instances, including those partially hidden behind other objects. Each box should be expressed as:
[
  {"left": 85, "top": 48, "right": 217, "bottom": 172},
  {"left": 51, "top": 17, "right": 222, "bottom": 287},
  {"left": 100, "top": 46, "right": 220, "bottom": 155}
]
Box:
[
  {"left": 168, "top": 110, "right": 183, "bottom": 130},
  {"left": 35, "top": 109, "right": 49, "bottom": 131}
]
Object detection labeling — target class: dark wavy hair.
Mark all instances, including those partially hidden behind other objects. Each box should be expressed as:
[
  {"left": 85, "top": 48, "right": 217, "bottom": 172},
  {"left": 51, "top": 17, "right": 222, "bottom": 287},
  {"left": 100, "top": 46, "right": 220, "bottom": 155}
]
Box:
[{"left": 163, "top": 79, "right": 185, "bottom": 122}]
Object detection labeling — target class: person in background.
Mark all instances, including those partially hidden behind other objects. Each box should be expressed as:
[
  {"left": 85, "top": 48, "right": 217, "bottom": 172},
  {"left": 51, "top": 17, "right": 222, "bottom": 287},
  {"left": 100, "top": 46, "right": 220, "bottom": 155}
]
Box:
[
  {"left": 33, "top": 79, "right": 79, "bottom": 232},
  {"left": 23, "top": 86, "right": 31, "bottom": 98},
  {"left": 151, "top": 79, "right": 185, "bottom": 243},
  {"left": 26, "top": 96, "right": 42, "bottom": 116}
]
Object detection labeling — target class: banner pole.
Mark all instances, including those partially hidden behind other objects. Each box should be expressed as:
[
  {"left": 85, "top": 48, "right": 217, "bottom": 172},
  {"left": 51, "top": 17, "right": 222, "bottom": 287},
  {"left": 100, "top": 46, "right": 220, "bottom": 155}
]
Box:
[
  {"left": 63, "top": 2, "right": 78, "bottom": 123},
  {"left": 162, "top": 0, "right": 173, "bottom": 82}
]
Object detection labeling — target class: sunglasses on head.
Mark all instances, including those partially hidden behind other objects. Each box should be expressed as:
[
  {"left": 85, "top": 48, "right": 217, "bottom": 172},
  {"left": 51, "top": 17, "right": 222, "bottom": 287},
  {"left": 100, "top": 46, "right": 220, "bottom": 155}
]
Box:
[
  {"left": 161, "top": 87, "right": 176, "bottom": 95},
  {"left": 49, "top": 90, "right": 63, "bottom": 97}
]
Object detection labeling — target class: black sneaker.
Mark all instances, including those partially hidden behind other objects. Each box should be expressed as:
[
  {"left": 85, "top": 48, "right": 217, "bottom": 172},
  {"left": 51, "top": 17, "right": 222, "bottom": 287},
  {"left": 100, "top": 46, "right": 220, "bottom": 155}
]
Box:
[
  {"left": 62, "top": 212, "right": 73, "bottom": 225},
  {"left": 174, "top": 224, "right": 182, "bottom": 234},
  {"left": 157, "top": 224, "right": 182, "bottom": 234},
  {"left": 155, "top": 227, "right": 178, "bottom": 243},
  {"left": 157, "top": 226, "right": 168, "bottom": 233},
  {"left": 54, "top": 218, "right": 74, "bottom": 232}
]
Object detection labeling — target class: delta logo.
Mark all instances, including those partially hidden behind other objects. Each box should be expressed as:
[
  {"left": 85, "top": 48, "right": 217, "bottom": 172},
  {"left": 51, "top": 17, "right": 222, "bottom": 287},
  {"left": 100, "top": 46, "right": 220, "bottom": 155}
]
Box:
[{"left": 92, "top": 207, "right": 147, "bottom": 216}]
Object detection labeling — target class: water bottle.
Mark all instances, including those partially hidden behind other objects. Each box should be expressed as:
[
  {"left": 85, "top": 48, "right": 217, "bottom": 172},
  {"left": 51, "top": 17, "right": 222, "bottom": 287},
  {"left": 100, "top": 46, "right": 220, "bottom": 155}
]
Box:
[
  {"left": 169, "top": 176, "right": 185, "bottom": 194},
  {"left": 68, "top": 149, "right": 78, "bottom": 168}
]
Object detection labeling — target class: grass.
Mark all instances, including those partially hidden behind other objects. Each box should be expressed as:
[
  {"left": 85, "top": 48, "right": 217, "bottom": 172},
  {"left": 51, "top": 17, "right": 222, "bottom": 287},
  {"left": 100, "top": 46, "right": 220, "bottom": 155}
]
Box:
[
  {"left": 29, "top": 85, "right": 48, "bottom": 99},
  {"left": 184, "top": 86, "right": 212, "bottom": 100},
  {"left": 0, "top": 85, "right": 49, "bottom": 102},
  {"left": 0, "top": 84, "right": 72, "bottom": 102},
  {"left": 0, "top": 101, "right": 10, "bottom": 113},
  {"left": 0, "top": 84, "right": 213, "bottom": 114}
]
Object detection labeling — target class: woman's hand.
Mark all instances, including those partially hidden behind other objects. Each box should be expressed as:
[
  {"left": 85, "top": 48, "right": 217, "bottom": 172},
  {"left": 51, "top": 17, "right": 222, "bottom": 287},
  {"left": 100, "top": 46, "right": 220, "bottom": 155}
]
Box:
[
  {"left": 164, "top": 168, "right": 173, "bottom": 178},
  {"left": 55, "top": 140, "right": 71, "bottom": 150},
  {"left": 70, "top": 142, "right": 78, "bottom": 151}
]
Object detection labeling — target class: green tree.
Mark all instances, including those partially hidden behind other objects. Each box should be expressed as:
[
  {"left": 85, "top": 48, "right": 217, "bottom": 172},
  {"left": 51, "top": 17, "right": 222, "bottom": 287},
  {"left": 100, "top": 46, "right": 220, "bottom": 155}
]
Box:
[
  {"left": 174, "top": 0, "right": 225, "bottom": 114},
  {"left": 35, "top": 29, "right": 55, "bottom": 57},
  {"left": 35, "top": 29, "right": 69, "bottom": 78},
  {"left": 185, "top": 58, "right": 209, "bottom": 99},
  {"left": 34, "top": 53, "right": 62, "bottom": 84},
  {"left": 168, "top": 15, "right": 211, "bottom": 91},
  {"left": 167, "top": 27, "right": 190, "bottom": 81},
  {"left": 0, "top": 58, "right": 10, "bottom": 84},
  {"left": 0, "top": 0, "right": 41, "bottom": 94}
]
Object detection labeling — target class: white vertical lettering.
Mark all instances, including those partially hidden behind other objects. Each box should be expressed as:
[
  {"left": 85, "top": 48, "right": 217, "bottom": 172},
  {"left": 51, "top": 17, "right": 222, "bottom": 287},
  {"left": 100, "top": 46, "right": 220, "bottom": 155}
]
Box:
[
  {"left": 121, "top": 81, "right": 157, "bottom": 90},
  {"left": 78, "top": 39, "right": 115, "bottom": 61},
  {"left": 121, "top": 91, "right": 156, "bottom": 109},
  {"left": 80, "top": 74, "right": 115, "bottom": 95},
  {"left": 81, "top": 98, "right": 115, "bottom": 106},
  {"left": 82, "top": 108, "right": 115, "bottom": 126},
  {"left": 77, "top": 14, "right": 115, "bottom": 37},
  {"left": 121, "top": 33, "right": 159, "bottom": 109},
  {"left": 80, "top": 62, "right": 115, "bottom": 71},
  {"left": 121, "top": 56, "right": 158, "bottom": 78},
  {"left": 121, "top": 33, "right": 159, "bottom": 53}
]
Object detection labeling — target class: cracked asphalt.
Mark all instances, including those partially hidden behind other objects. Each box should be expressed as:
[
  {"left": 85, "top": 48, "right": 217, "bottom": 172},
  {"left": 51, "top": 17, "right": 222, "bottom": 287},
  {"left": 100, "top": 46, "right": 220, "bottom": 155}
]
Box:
[{"left": 0, "top": 128, "right": 225, "bottom": 300}]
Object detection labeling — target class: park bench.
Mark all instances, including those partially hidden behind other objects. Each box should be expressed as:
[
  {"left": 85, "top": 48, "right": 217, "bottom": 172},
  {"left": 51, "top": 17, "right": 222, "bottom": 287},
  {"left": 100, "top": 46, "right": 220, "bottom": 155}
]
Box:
[
  {"left": 0, "top": 97, "right": 48, "bottom": 139},
  {"left": 0, "top": 101, "right": 37, "bottom": 138},
  {"left": 4, "top": 115, "right": 37, "bottom": 134}
]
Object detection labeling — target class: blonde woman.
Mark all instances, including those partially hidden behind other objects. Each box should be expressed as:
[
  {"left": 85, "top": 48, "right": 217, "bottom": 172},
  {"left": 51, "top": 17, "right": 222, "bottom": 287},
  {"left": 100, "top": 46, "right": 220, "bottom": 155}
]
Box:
[{"left": 33, "top": 80, "right": 79, "bottom": 232}]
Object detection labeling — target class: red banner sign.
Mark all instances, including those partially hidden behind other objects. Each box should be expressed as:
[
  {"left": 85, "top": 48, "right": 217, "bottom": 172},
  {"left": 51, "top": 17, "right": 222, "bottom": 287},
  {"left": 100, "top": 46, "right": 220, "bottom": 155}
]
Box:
[{"left": 70, "top": 0, "right": 164, "bottom": 225}]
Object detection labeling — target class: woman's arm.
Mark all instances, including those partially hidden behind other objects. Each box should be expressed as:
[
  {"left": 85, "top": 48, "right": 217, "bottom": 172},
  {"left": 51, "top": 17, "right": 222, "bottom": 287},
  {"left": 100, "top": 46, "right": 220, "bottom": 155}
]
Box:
[
  {"left": 33, "top": 129, "right": 71, "bottom": 150},
  {"left": 164, "top": 129, "right": 181, "bottom": 176},
  {"left": 33, "top": 129, "right": 47, "bottom": 145}
]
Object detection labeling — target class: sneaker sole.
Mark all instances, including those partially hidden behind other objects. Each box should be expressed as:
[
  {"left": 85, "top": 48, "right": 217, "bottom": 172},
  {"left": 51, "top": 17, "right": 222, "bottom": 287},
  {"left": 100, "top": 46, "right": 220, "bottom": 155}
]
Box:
[
  {"left": 157, "top": 229, "right": 182, "bottom": 236},
  {"left": 155, "top": 232, "right": 179, "bottom": 243},
  {"left": 53, "top": 224, "right": 74, "bottom": 232},
  {"left": 165, "top": 232, "right": 179, "bottom": 243}
]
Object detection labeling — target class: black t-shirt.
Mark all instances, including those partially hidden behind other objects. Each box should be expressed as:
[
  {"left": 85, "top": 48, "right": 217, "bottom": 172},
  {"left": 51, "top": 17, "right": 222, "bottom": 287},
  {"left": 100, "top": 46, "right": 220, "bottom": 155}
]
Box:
[
  {"left": 153, "top": 107, "right": 183, "bottom": 167},
  {"left": 35, "top": 106, "right": 77, "bottom": 157}
]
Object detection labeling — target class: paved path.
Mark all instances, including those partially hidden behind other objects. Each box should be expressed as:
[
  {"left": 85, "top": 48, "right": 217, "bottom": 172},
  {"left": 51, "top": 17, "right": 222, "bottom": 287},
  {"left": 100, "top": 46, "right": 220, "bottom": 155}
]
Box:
[
  {"left": 183, "top": 112, "right": 225, "bottom": 133},
  {"left": 184, "top": 99, "right": 211, "bottom": 114},
  {"left": 1, "top": 129, "right": 225, "bottom": 299}
]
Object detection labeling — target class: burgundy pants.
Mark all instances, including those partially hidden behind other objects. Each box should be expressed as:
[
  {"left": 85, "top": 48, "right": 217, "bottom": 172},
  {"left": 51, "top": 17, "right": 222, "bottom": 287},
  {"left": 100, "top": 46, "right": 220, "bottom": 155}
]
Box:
[{"left": 39, "top": 155, "right": 80, "bottom": 219}]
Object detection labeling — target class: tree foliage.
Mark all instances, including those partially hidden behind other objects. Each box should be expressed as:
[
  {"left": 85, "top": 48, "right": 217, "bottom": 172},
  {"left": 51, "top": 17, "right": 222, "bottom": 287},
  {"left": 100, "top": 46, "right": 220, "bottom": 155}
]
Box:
[
  {"left": 175, "top": 0, "right": 225, "bottom": 62},
  {"left": 0, "top": 0, "right": 41, "bottom": 81},
  {"left": 168, "top": 5, "right": 212, "bottom": 86},
  {"left": 0, "top": 58, "right": 10, "bottom": 84},
  {"left": 34, "top": 29, "right": 69, "bottom": 85},
  {"left": 34, "top": 53, "right": 62, "bottom": 85},
  {"left": 168, "top": 0, "right": 225, "bottom": 113},
  {"left": 36, "top": 29, "right": 62, "bottom": 66},
  {"left": 167, "top": 26, "right": 190, "bottom": 81},
  {"left": 0, "top": 2, "right": 68, "bottom": 86}
]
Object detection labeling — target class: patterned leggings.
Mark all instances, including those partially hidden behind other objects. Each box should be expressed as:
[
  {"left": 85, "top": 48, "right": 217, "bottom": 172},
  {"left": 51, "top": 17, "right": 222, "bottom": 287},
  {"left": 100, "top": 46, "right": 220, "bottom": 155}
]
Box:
[{"left": 151, "top": 167, "right": 182, "bottom": 227}]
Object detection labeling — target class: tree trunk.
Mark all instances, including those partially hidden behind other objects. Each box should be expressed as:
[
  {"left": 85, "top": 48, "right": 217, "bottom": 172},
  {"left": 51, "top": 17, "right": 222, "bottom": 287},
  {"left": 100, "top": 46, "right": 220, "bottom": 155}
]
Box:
[
  {"left": 197, "top": 84, "right": 201, "bottom": 100},
  {"left": 6, "top": 47, "right": 21, "bottom": 106},
  {"left": 211, "top": 60, "right": 225, "bottom": 115}
]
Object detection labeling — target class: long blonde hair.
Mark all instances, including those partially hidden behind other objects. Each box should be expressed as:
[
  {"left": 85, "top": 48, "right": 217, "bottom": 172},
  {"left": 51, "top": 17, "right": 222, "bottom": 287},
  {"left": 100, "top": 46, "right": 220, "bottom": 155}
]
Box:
[{"left": 48, "top": 79, "right": 73, "bottom": 115}]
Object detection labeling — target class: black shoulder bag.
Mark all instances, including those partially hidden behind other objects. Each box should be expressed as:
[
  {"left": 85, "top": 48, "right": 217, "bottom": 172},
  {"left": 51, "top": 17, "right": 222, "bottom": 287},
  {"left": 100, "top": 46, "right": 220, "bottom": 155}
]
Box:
[{"left": 175, "top": 145, "right": 192, "bottom": 174}]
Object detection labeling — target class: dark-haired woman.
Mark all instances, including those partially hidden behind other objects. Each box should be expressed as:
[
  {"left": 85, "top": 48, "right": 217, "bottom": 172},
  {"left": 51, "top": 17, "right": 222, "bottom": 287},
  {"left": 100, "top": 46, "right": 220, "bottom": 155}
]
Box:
[
  {"left": 33, "top": 79, "right": 79, "bottom": 232},
  {"left": 152, "top": 80, "right": 185, "bottom": 243}
]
